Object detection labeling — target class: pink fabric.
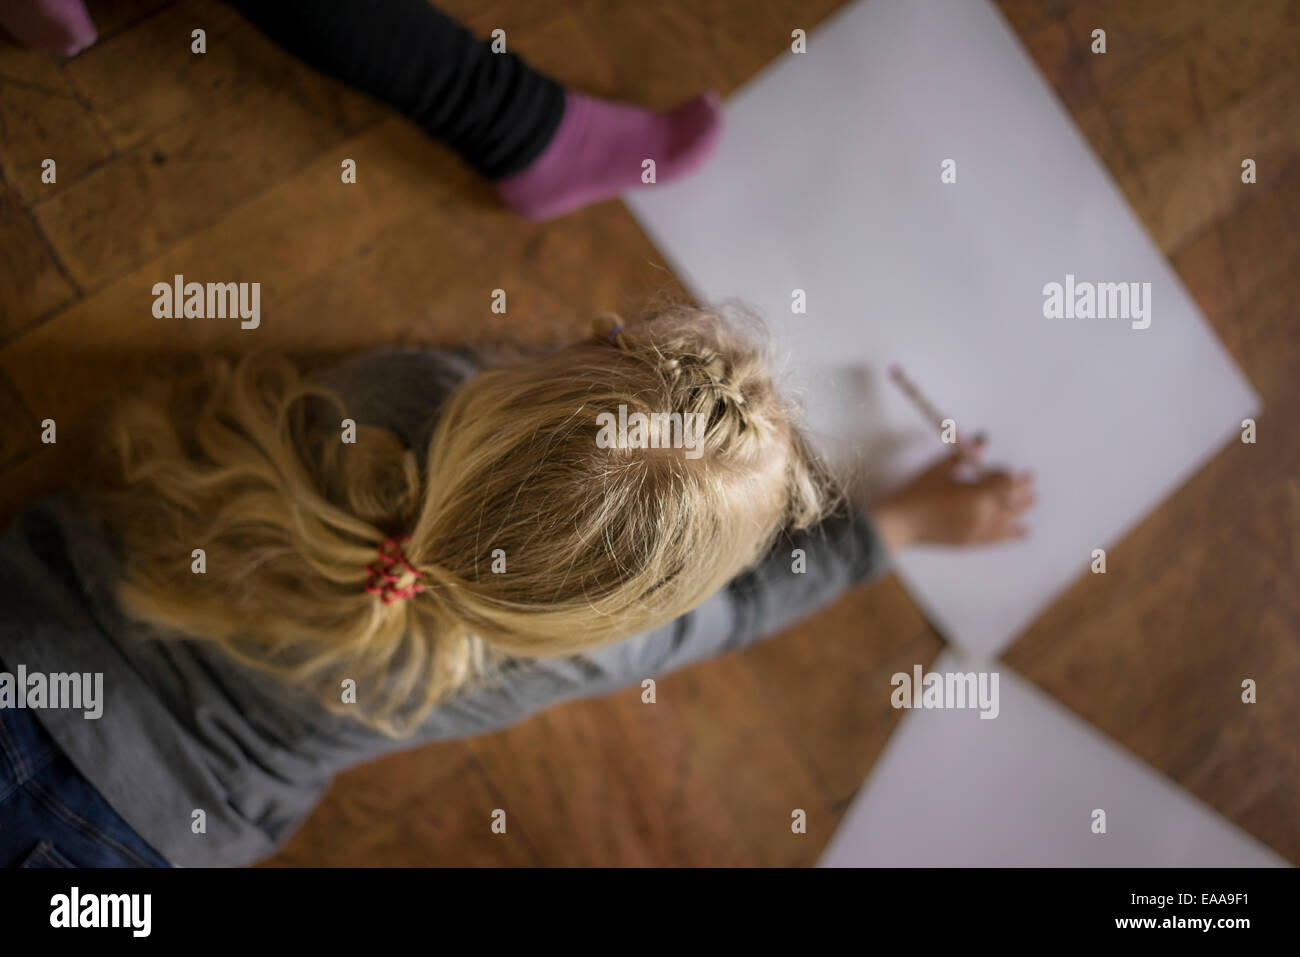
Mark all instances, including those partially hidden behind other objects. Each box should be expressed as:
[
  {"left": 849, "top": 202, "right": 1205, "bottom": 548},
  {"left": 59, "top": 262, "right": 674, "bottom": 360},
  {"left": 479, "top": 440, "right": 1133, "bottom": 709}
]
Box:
[
  {"left": 0, "top": 0, "right": 97, "bottom": 56},
  {"left": 495, "top": 90, "right": 722, "bottom": 222}
]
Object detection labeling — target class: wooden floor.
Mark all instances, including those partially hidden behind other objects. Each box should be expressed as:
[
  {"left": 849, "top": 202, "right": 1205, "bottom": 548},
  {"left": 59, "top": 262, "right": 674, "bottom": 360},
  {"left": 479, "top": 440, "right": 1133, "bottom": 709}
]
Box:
[{"left": 1, "top": 0, "right": 1296, "bottom": 865}]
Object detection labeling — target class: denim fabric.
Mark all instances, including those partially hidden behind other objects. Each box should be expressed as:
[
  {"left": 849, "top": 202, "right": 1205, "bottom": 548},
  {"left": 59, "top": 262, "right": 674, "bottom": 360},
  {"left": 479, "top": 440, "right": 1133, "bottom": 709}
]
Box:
[{"left": 0, "top": 669, "right": 170, "bottom": 868}]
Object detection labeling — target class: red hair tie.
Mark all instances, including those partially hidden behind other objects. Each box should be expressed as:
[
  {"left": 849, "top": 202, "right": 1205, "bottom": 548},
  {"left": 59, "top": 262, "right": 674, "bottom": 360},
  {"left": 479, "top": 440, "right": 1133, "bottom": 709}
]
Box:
[{"left": 364, "top": 536, "right": 426, "bottom": 605}]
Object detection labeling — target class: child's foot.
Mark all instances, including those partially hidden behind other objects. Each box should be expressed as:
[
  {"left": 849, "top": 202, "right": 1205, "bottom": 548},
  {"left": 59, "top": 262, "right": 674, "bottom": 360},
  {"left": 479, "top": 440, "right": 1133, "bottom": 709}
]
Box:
[
  {"left": 0, "top": 0, "right": 97, "bottom": 57},
  {"left": 495, "top": 90, "right": 722, "bottom": 221}
]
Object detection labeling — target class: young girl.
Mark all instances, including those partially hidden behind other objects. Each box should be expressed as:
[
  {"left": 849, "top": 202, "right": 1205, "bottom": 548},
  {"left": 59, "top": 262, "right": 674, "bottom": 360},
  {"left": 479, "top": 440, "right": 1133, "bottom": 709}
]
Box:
[{"left": 0, "top": 305, "right": 1035, "bottom": 867}]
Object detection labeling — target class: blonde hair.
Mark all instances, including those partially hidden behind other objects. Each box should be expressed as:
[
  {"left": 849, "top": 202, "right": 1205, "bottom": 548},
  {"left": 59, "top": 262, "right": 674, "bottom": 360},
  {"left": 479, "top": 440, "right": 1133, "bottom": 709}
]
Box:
[{"left": 95, "top": 304, "right": 837, "bottom": 735}]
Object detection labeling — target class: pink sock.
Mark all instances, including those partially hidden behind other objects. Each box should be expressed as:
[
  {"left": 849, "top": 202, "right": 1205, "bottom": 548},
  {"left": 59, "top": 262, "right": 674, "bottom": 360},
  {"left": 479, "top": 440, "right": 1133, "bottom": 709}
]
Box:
[
  {"left": 0, "top": 0, "right": 96, "bottom": 57},
  {"left": 495, "top": 90, "right": 722, "bottom": 222}
]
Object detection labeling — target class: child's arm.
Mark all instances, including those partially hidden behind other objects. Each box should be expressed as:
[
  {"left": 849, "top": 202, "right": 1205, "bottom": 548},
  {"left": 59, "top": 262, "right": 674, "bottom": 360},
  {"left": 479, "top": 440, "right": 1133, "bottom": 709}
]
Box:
[
  {"left": 612, "top": 435, "right": 1036, "bottom": 679},
  {"left": 406, "top": 440, "right": 1035, "bottom": 743},
  {"left": 403, "top": 505, "right": 887, "bottom": 744},
  {"left": 618, "top": 505, "right": 888, "bottom": 679}
]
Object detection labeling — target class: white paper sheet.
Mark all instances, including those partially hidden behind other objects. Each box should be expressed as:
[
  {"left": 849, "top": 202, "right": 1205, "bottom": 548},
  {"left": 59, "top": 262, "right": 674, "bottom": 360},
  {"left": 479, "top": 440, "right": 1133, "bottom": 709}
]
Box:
[
  {"left": 624, "top": 0, "right": 1260, "bottom": 656},
  {"left": 817, "top": 652, "right": 1285, "bottom": 866}
]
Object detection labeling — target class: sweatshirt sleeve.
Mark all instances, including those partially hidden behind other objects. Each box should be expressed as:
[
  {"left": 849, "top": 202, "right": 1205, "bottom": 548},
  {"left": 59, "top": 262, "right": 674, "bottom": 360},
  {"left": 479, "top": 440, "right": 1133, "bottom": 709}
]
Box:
[
  {"left": 604, "top": 503, "right": 892, "bottom": 678},
  {"left": 405, "top": 506, "right": 892, "bottom": 744}
]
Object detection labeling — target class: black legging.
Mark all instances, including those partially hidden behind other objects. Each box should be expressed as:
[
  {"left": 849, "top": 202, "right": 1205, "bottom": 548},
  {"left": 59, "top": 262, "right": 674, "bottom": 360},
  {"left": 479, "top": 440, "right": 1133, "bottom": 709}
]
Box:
[{"left": 225, "top": 0, "right": 566, "bottom": 180}]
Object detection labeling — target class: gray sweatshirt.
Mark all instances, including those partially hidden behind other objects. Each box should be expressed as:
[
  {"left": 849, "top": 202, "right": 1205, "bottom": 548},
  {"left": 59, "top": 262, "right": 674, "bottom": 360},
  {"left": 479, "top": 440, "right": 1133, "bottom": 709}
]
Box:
[{"left": 0, "top": 348, "right": 889, "bottom": 867}]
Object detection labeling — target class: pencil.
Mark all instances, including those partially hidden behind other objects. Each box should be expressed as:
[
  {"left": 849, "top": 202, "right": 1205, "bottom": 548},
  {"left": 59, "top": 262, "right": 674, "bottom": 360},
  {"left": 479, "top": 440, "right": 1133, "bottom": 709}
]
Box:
[
  {"left": 888, "top": 364, "right": 979, "bottom": 459},
  {"left": 888, "top": 364, "right": 947, "bottom": 431}
]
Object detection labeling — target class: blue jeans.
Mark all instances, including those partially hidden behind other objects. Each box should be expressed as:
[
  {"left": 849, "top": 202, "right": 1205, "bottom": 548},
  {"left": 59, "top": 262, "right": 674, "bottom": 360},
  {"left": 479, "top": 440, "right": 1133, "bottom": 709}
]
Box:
[{"left": 0, "top": 696, "right": 170, "bottom": 868}]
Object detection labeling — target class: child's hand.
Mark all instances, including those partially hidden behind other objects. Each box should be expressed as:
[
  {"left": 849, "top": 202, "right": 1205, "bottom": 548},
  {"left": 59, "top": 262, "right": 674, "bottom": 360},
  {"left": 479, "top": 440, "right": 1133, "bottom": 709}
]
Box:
[{"left": 865, "top": 435, "right": 1036, "bottom": 550}]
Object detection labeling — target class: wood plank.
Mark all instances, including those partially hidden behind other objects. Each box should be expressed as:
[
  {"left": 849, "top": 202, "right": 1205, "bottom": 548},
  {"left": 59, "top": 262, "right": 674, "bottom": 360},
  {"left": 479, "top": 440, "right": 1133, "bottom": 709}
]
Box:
[
  {"left": 0, "top": 45, "right": 115, "bottom": 206},
  {"left": 83, "top": 0, "right": 176, "bottom": 39},
  {"left": 262, "top": 741, "right": 543, "bottom": 867},
  {"left": 465, "top": 640, "right": 845, "bottom": 866},
  {"left": 741, "top": 577, "right": 943, "bottom": 806},
  {"left": 32, "top": 0, "right": 381, "bottom": 290},
  {"left": 65, "top": 0, "right": 377, "bottom": 152},
  {"left": 0, "top": 179, "right": 78, "bottom": 338},
  {"left": 0, "top": 420, "right": 84, "bottom": 526},
  {"left": 1073, "top": 0, "right": 1298, "bottom": 170},
  {"left": 574, "top": 0, "right": 843, "bottom": 102},
  {"left": 0, "top": 118, "right": 460, "bottom": 418},
  {"left": 1117, "top": 68, "right": 1300, "bottom": 254},
  {"left": 994, "top": 0, "right": 1082, "bottom": 37},
  {"left": 0, "top": 367, "right": 38, "bottom": 472},
  {"left": 1066, "top": 0, "right": 1228, "bottom": 99},
  {"left": 1024, "top": 15, "right": 1098, "bottom": 115}
]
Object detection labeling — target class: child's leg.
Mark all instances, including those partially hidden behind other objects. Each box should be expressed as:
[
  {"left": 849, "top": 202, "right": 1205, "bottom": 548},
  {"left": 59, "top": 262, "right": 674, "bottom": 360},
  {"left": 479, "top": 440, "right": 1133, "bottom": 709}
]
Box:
[
  {"left": 225, "top": 0, "right": 721, "bottom": 221},
  {"left": 493, "top": 88, "right": 722, "bottom": 222},
  {"left": 0, "top": 0, "right": 96, "bottom": 57},
  {"left": 226, "top": 0, "right": 565, "bottom": 181}
]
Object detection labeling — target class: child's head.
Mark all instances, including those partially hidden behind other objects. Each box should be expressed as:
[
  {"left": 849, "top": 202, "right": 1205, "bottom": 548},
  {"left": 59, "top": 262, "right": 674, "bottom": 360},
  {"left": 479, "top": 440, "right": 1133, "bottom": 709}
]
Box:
[{"left": 100, "top": 304, "right": 836, "bottom": 734}]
